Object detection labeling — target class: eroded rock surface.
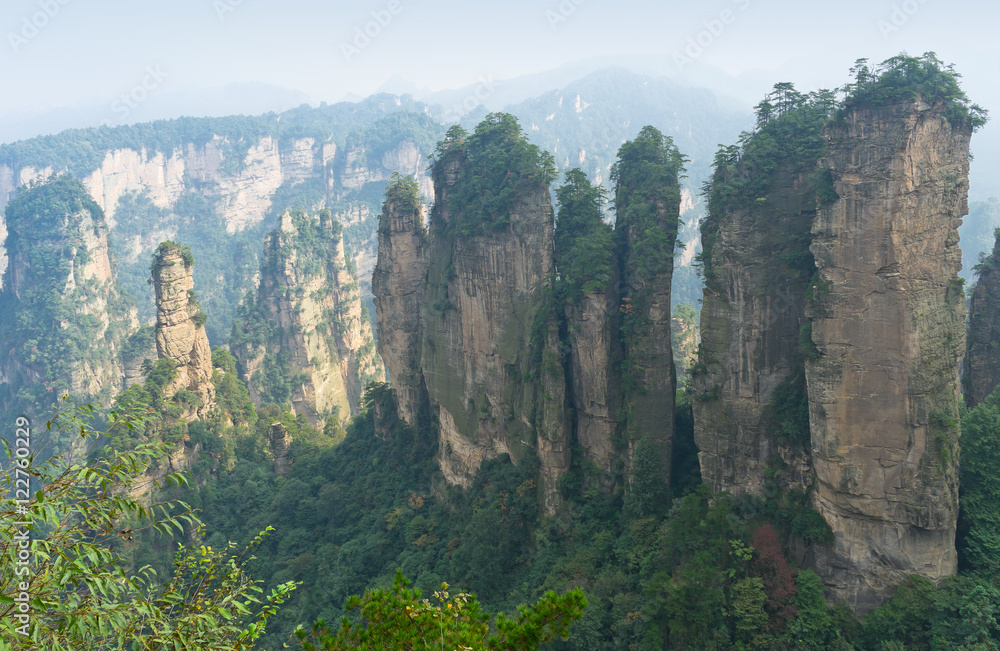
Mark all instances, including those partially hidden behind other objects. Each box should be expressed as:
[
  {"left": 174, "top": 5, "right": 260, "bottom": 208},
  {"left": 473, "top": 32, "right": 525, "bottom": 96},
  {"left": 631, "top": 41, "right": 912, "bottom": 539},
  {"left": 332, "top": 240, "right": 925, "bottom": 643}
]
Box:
[
  {"left": 807, "top": 101, "right": 970, "bottom": 610},
  {"left": 151, "top": 242, "right": 216, "bottom": 419},
  {"left": 965, "top": 232, "right": 1000, "bottom": 407}
]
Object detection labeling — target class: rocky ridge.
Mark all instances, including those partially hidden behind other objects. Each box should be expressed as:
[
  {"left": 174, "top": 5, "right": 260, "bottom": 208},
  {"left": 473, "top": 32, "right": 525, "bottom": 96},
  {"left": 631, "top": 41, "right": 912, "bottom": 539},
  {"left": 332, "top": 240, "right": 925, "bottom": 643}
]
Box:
[{"left": 231, "top": 209, "right": 381, "bottom": 423}]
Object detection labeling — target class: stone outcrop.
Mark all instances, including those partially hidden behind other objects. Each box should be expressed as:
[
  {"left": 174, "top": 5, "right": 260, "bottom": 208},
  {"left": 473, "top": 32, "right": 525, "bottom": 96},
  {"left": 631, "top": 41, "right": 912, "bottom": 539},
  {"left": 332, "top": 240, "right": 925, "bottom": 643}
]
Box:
[
  {"left": 806, "top": 100, "right": 970, "bottom": 610},
  {"left": 613, "top": 128, "right": 683, "bottom": 485},
  {"left": 151, "top": 242, "right": 216, "bottom": 419},
  {"left": 270, "top": 421, "right": 292, "bottom": 476},
  {"left": 694, "top": 166, "right": 816, "bottom": 495},
  {"left": 965, "top": 232, "right": 1000, "bottom": 407},
  {"left": 374, "top": 122, "right": 682, "bottom": 514},
  {"left": 372, "top": 189, "right": 428, "bottom": 425},
  {"left": 374, "top": 142, "right": 571, "bottom": 514},
  {"left": 122, "top": 325, "right": 158, "bottom": 388},
  {"left": 0, "top": 176, "right": 133, "bottom": 423},
  {"left": 565, "top": 289, "right": 619, "bottom": 477},
  {"left": 421, "top": 156, "right": 568, "bottom": 512},
  {"left": 0, "top": 126, "right": 436, "bottom": 304},
  {"left": 231, "top": 210, "right": 381, "bottom": 423}
]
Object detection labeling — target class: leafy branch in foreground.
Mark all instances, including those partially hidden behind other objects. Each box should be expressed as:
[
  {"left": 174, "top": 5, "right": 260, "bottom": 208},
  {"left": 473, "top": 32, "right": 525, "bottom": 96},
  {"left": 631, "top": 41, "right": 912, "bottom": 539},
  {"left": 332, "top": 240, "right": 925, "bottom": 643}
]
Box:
[
  {"left": 294, "top": 569, "right": 586, "bottom": 650},
  {"left": 0, "top": 398, "right": 296, "bottom": 649}
]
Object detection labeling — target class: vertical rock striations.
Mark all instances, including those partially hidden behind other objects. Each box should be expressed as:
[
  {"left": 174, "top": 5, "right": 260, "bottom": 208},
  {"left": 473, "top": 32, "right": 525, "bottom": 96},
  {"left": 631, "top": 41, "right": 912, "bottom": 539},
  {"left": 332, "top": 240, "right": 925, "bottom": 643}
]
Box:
[
  {"left": 965, "top": 230, "right": 1000, "bottom": 407},
  {"left": 374, "top": 118, "right": 688, "bottom": 514},
  {"left": 693, "top": 92, "right": 831, "bottom": 496},
  {"left": 612, "top": 126, "right": 685, "bottom": 485},
  {"left": 806, "top": 98, "right": 971, "bottom": 610},
  {"left": 151, "top": 241, "right": 216, "bottom": 419},
  {"left": 374, "top": 117, "right": 571, "bottom": 514},
  {"left": 421, "top": 121, "right": 568, "bottom": 513},
  {"left": 0, "top": 176, "right": 133, "bottom": 425},
  {"left": 231, "top": 209, "right": 381, "bottom": 424},
  {"left": 372, "top": 178, "right": 428, "bottom": 426},
  {"left": 553, "top": 168, "right": 620, "bottom": 481}
]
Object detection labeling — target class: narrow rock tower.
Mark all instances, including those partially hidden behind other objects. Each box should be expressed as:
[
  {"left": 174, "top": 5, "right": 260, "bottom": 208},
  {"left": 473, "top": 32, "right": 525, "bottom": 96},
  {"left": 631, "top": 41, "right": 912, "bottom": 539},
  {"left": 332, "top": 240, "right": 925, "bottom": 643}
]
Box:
[
  {"left": 807, "top": 98, "right": 971, "bottom": 609},
  {"left": 965, "top": 230, "right": 1000, "bottom": 407},
  {"left": 151, "top": 241, "right": 215, "bottom": 419}
]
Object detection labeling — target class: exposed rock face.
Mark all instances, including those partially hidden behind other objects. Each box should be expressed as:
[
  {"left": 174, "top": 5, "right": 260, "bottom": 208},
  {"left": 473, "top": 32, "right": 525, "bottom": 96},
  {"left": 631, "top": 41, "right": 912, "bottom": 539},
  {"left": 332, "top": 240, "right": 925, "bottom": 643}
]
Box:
[
  {"left": 565, "top": 290, "right": 619, "bottom": 476},
  {"left": 694, "top": 167, "right": 816, "bottom": 495},
  {"left": 807, "top": 101, "right": 970, "bottom": 610},
  {"left": 423, "top": 162, "right": 568, "bottom": 509},
  {"left": 151, "top": 242, "right": 216, "bottom": 419},
  {"left": 0, "top": 132, "right": 436, "bottom": 299},
  {"left": 270, "top": 421, "right": 292, "bottom": 476},
  {"left": 965, "top": 232, "right": 1000, "bottom": 407},
  {"left": 0, "top": 176, "right": 132, "bottom": 422},
  {"left": 231, "top": 210, "right": 381, "bottom": 423},
  {"left": 374, "top": 147, "right": 571, "bottom": 514},
  {"left": 122, "top": 325, "right": 158, "bottom": 388},
  {"left": 613, "top": 136, "right": 682, "bottom": 484},
  {"left": 372, "top": 192, "right": 428, "bottom": 425}
]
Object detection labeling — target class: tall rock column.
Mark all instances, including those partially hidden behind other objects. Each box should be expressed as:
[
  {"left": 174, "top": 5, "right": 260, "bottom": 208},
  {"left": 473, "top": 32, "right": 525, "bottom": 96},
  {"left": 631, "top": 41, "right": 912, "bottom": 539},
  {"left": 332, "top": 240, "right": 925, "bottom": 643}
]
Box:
[
  {"left": 612, "top": 126, "right": 684, "bottom": 484},
  {"left": 0, "top": 176, "right": 133, "bottom": 427},
  {"left": 806, "top": 100, "right": 970, "bottom": 610},
  {"left": 965, "top": 230, "right": 1000, "bottom": 407},
  {"left": 694, "top": 165, "right": 816, "bottom": 495},
  {"left": 372, "top": 179, "right": 428, "bottom": 426},
  {"left": 151, "top": 241, "right": 216, "bottom": 419},
  {"left": 231, "top": 209, "right": 381, "bottom": 424}
]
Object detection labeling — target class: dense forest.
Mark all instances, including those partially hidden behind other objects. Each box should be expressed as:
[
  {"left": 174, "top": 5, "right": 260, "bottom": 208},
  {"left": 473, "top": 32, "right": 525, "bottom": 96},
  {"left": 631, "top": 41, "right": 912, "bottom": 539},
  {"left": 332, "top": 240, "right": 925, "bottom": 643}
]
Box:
[{"left": 3, "top": 53, "right": 1000, "bottom": 650}]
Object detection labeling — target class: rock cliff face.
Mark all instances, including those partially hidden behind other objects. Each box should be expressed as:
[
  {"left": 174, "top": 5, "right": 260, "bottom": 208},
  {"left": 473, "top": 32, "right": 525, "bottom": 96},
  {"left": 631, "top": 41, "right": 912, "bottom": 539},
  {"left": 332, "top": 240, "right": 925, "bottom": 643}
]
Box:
[
  {"left": 0, "top": 176, "right": 133, "bottom": 423},
  {"left": 965, "top": 232, "right": 1000, "bottom": 407},
  {"left": 122, "top": 325, "right": 158, "bottom": 388},
  {"left": 806, "top": 100, "right": 970, "bottom": 610},
  {"left": 374, "top": 121, "right": 683, "bottom": 513},
  {"left": 422, "top": 156, "right": 568, "bottom": 511},
  {"left": 694, "top": 166, "right": 816, "bottom": 495},
  {"left": 0, "top": 124, "right": 438, "bottom": 340},
  {"left": 375, "top": 135, "right": 571, "bottom": 514},
  {"left": 372, "top": 188, "right": 428, "bottom": 425},
  {"left": 231, "top": 210, "right": 381, "bottom": 423},
  {"left": 613, "top": 127, "right": 684, "bottom": 485},
  {"left": 565, "top": 290, "right": 619, "bottom": 477},
  {"left": 151, "top": 242, "right": 216, "bottom": 419}
]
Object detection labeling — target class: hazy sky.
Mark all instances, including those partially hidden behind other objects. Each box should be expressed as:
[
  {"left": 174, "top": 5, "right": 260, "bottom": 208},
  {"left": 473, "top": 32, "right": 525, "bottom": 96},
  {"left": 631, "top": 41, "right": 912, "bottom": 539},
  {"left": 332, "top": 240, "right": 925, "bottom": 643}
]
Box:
[{"left": 3, "top": 0, "right": 998, "bottom": 121}]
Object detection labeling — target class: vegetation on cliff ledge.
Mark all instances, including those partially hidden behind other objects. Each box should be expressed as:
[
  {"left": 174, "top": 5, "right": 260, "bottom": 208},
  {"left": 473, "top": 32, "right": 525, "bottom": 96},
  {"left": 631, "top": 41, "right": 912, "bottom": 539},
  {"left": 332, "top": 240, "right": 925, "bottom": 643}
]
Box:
[{"left": 431, "top": 113, "right": 556, "bottom": 237}]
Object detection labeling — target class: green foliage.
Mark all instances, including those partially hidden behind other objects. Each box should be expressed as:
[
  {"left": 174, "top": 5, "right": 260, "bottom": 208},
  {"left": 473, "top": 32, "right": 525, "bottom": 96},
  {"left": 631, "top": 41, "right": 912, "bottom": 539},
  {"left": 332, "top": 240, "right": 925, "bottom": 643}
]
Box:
[
  {"left": 786, "top": 570, "right": 840, "bottom": 649},
  {"left": 766, "top": 372, "right": 811, "bottom": 448},
  {"left": 294, "top": 569, "right": 586, "bottom": 650},
  {"left": 382, "top": 172, "right": 423, "bottom": 217},
  {"left": 624, "top": 436, "right": 671, "bottom": 519},
  {"left": 431, "top": 113, "right": 556, "bottom": 237},
  {"left": 700, "top": 83, "right": 834, "bottom": 284},
  {"left": 0, "top": 401, "right": 295, "bottom": 648},
  {"left": 612, "top": 125, "right": 687, "bottom": 285},
  {"left": 957, "top": 388, "right": 1000, "bottom": 578},
  {"left": 841, "top": 52, "right": 988, "bottom": 131},
  {"left": 0, "top": 175, "right": 131, "bottom": 431},
  {"left": 800, "top": 322, "right": 821, "bottom": 359},
  {"left": 554, "top": 168, "right": 614, "bottom": 303},
  {"left": 152, "top": 240, "right": 195, "bottom": 271}
]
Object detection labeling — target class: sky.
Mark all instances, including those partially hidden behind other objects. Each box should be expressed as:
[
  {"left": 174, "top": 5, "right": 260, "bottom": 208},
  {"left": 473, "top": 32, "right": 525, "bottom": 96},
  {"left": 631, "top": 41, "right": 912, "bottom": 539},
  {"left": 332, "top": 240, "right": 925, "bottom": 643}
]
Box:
[{"left": 1, "top": 0, "right": 998, "bottom": 138}]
